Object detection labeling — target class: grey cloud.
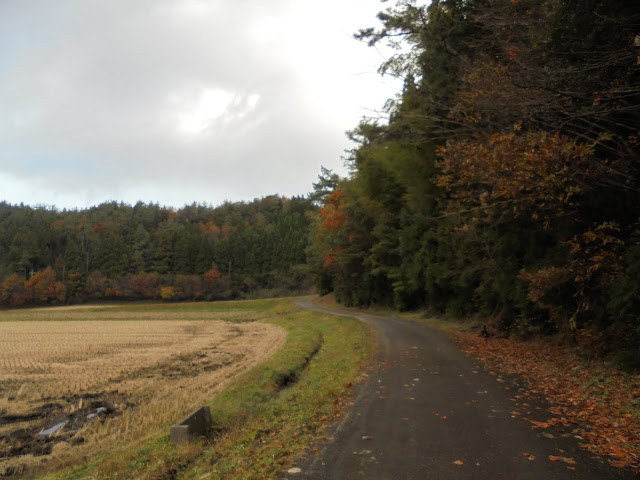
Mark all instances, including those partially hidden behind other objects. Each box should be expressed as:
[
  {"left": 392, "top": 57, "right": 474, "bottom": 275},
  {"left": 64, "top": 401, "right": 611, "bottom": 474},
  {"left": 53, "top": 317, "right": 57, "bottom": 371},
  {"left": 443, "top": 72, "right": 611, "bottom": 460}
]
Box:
[{"left": 0, "top": 0, "right": 396, "bottom": 209}]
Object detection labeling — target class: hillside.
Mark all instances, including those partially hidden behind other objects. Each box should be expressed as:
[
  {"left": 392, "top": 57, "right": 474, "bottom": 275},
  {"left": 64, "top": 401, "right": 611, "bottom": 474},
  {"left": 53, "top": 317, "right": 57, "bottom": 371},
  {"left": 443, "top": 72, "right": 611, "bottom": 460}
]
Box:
[{"left": 0, "top": 196, "right": 314, "bottom": 306}]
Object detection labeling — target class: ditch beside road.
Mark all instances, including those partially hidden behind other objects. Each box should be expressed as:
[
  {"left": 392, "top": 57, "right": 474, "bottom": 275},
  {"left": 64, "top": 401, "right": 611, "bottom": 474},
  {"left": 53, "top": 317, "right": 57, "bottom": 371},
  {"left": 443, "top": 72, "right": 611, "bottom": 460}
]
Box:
[{"left": 286, "top": 299, "right": 636, "bottom": 480}]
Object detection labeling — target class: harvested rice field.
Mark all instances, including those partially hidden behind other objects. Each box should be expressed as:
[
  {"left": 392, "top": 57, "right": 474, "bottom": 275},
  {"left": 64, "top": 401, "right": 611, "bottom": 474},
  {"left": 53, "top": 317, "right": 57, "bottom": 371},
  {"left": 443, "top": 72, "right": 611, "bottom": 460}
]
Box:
[{"left": 0, "top": 305, "right": 286, "bottom": 477}]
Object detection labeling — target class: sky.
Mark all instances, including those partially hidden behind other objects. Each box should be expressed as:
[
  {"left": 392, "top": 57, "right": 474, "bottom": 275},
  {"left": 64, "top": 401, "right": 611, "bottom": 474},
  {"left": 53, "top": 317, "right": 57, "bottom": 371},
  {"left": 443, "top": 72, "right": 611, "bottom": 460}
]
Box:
[{"left": 0, "top": 0, "right": 403, "bottom": 210}]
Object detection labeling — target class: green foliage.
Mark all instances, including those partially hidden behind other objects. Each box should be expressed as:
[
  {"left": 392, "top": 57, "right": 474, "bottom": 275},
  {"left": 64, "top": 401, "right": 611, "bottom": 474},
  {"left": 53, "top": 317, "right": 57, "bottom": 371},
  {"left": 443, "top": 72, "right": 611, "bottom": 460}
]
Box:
[
  {"left": 34, "top": 299, "right": 371, "bottom": 480},
  {"left": 0, "top": 196, "right": 316, "bottom": 307},
  {"left": 309, "top": 0, "right": 640, "bottom": 368}
]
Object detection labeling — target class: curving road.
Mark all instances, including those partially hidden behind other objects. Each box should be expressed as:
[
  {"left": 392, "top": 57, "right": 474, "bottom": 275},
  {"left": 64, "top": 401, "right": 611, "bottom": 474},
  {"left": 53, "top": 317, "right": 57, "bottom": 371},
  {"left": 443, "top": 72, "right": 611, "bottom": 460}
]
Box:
[{"left": 284, "top": 299, "right": 635, "bottom": 480}]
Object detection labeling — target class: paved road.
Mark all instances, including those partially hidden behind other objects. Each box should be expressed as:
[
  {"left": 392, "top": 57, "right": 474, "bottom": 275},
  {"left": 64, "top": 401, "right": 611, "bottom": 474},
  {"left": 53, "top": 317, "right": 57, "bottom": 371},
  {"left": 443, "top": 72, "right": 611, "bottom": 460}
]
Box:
[{"left": 284, "top": 300, "right": 635, "bottom": 480}]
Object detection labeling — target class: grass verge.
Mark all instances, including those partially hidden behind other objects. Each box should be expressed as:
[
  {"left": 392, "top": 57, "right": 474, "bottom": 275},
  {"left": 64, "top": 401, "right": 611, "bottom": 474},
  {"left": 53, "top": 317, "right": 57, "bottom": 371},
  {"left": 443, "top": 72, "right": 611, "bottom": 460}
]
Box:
[{"left": 35, "top": 297, "right": 371, "bottom": 480}]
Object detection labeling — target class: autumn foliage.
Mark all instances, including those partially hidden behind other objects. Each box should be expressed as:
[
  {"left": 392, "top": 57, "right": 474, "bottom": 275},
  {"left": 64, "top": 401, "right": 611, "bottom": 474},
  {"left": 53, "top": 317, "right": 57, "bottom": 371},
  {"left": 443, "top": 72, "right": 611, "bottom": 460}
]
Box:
[
  {"left": 319, "top": 190, "right": 348, "bottom": 232},
  {"left": 0, "top": 268, "right": 65, "bottom": 307},
  {"left": 309, "top": 0, "right": 640, "bottom": 368},
  {"left": 0, "top": 195, "right": 314, "bottom": 308},
  {"left": 454, "top": 330, "right": 640, "bottom": 472}
]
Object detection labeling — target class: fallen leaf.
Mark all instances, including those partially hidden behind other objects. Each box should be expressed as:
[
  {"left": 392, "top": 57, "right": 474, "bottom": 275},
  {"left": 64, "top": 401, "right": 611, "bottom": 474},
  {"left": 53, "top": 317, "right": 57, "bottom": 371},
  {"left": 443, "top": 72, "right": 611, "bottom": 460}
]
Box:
[
  {"left": 449, "top": 324, "right": 640, "bottom": 472},
  {"left": 453, "top": 460, "right": 464, "bottom": 466},
  {"left": 549, "top": 455, "right": 576, "bottom": 464},
  {"left": 528, "top": 455, "right": 536, "bottom": 461}
]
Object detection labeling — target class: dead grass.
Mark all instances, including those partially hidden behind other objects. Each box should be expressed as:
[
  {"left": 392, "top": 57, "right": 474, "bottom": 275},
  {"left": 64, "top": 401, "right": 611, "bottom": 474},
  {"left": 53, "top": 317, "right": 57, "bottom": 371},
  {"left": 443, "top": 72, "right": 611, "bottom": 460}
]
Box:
[{"left": 0, "top": 312, "right": 285, "bottom": 477}]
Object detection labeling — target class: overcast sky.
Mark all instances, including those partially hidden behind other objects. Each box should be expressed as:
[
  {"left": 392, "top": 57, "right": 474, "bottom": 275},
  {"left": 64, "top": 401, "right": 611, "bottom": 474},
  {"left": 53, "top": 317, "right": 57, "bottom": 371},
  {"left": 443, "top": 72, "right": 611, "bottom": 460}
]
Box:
[{"left": 0, "top": 0, "right": 402, "bottom": 210}]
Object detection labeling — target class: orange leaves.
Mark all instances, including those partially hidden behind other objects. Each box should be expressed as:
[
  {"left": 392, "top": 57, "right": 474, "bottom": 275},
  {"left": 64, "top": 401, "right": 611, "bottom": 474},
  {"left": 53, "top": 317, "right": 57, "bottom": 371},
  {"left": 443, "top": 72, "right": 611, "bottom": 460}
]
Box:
[
  {"left": 203, "top": 267, "right": 221, "bottom": 292},
  {"left": 528, "top": 417, "right": 570, "bottom": 429},
  {"left": 1, "top": 273, "right": 27, "bottom": 307},
  {"left": 321, "top": 211, "right": 348, "bottom": 232},
  {"left": 548, "top": 455, "right": 576, "bottom": 465},
  {"left": 453, "top": 329, "right": 640, "bottom": 473},
  {"left": 518, "top": 266, "right": 572, "bottom": 303},
  {"left": 220, "top": 224, "right": 235, "bottom": 239},
  {"left": 319, "top": 190, "right": 348, "bottom": 232},
  {"left": 327, "top": 190, "right": 344, "bottom": 204},
  {"left": 313, "top": 189, "right": 351, "bottom": 277},
  {"left": 322, "top": 248, "right": 344, "bottom": 270},
  {"left": 436, "top": 131, "right": 594, "bottom": 223},
  {"left": 198, "top": 220, "right": 221, "bottom": 239},
  {"left": 519, "top": 221, "right": 626, "bottom": 329},
  {"left": 23, "top": 267, "right": 66, "bottom": 305},
  {"left": 323, "top": 255, "right": 338, "bottom": 269}
]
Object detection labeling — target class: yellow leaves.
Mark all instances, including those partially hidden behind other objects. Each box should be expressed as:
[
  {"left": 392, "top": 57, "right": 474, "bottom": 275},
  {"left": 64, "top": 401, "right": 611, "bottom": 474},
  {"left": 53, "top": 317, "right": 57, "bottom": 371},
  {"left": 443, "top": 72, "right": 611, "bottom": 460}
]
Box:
[{"left": 453, "top": 460, "right": 464, "bottom": 466}]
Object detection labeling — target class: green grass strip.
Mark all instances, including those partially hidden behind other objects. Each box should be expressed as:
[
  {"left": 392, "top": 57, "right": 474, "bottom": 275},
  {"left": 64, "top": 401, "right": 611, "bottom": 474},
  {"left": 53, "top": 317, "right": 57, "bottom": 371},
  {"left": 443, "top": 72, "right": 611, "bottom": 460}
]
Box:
[{"left": 38, "top": 298, "right": 371, "bottom": 480}]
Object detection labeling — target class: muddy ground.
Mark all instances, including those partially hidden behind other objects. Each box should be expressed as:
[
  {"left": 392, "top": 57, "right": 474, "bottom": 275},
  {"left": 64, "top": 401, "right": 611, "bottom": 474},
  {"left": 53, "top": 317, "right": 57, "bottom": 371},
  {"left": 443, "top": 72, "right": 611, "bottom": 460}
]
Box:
[{"left": 0, "top": 391, "right": 130, "bottom": 473}]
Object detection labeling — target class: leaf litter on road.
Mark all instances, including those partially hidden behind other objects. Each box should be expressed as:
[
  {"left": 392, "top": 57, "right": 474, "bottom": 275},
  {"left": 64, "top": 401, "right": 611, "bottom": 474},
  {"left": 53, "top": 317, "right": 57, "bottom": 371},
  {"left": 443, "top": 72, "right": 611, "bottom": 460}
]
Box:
[{"left": 450, "top": 329, "right": 640, "bottom": 472}]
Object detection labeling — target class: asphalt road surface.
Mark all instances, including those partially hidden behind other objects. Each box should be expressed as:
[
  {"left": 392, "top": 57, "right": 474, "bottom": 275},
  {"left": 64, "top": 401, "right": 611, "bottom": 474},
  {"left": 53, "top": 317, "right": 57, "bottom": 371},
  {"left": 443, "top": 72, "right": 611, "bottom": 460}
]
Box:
[{"left": 284, "top": 299, "right": 636, "bottom": 480}]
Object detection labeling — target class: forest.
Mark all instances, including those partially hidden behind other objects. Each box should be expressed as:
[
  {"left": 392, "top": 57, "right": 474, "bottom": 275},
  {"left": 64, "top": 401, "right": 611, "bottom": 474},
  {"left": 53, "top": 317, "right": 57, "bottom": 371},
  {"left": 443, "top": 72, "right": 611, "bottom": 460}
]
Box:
[
  {"left": 0, "top": 196, "right": 313, "bottom": 305},
  {"left": 307, "top": 0, "right": 640, "bottom": 368},
  {"left": 1, "top": 0, "right": 639, "bottom": 369}
]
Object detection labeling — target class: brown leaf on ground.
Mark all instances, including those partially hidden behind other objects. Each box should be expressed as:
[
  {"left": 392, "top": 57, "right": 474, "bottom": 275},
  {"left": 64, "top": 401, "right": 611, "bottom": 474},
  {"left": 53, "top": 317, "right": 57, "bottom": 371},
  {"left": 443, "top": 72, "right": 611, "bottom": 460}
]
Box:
[
  {"left": 548, "top": 455, "right": 576, "bottom": 464},
  {"left": 450, "top": 330, "right": 640, "bottom": 473}
]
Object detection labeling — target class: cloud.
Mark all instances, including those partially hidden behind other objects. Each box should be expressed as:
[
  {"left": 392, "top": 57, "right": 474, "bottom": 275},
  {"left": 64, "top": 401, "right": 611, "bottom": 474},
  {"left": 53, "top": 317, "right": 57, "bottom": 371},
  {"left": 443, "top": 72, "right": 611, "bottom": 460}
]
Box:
[{"left": 0, "top": 0, "right": 401, "bottom": 209}]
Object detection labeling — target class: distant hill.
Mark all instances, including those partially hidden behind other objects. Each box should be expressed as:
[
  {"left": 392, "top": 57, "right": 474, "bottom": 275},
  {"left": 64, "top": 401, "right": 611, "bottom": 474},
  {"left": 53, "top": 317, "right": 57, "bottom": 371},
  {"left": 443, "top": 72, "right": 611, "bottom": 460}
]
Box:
[{"left": 0, "top": 196, "right": 315, "bottom": 305}]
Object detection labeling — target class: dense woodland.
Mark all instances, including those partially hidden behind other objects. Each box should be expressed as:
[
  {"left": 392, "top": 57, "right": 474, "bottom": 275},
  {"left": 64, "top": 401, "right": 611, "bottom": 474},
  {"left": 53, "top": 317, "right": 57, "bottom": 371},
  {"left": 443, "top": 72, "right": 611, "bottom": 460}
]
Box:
[
  {"left": 1, "top": 0, "right": 639, "bottom": 369},
  {"left": 0, "top": 196, "right": 313, "bottom": 305},
  {"left": 308, "top": 0, "right": 640, "bottom": 368}
]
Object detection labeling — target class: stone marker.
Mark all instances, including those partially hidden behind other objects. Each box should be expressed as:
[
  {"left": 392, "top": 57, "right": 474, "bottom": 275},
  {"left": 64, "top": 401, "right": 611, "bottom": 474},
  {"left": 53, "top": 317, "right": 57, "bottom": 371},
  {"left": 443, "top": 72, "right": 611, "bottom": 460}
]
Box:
[{"left": 170, "top": 406, "right": 211, "bottom": 444}]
